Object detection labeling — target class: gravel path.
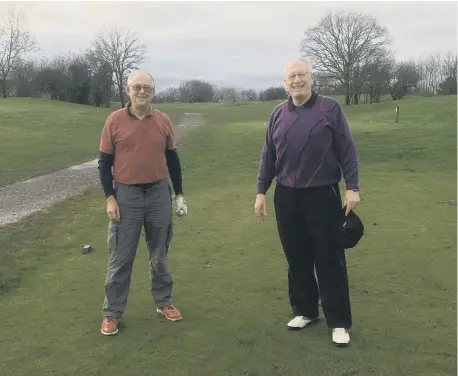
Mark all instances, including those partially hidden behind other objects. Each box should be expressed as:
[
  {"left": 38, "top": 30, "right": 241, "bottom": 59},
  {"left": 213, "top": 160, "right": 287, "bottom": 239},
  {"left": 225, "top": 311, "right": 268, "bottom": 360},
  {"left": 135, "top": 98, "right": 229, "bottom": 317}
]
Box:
[{"left": 0, "top": 113, "right": 204, "bottom": 227}]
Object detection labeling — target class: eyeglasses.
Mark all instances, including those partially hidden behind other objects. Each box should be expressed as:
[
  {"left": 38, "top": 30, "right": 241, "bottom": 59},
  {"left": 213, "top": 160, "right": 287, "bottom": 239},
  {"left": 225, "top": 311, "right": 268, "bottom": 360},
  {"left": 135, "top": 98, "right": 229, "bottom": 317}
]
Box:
[
  {"left": 286, "top": 72, "right": 312, "bottom": 81},
  {"left": 130, "top": 84, "right": 154, "bottom": 93}
]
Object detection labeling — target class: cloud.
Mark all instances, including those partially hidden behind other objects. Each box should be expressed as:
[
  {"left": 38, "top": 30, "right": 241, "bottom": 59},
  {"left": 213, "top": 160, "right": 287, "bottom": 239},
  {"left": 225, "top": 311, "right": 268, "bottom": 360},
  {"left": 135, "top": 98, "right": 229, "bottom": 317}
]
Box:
[{"left": 1, "top": 1, "right": 456, "bottom": 91}]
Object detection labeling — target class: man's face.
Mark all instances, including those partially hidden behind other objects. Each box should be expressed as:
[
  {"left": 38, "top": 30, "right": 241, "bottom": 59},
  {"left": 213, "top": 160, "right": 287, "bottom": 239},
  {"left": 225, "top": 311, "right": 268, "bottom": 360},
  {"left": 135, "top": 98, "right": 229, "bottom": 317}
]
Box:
[
  {"left": 284, "top": 61, "right": 314, "bottom": 99},
  {"left": 127, "top": 73, "right": 154, "bottom": 107}
]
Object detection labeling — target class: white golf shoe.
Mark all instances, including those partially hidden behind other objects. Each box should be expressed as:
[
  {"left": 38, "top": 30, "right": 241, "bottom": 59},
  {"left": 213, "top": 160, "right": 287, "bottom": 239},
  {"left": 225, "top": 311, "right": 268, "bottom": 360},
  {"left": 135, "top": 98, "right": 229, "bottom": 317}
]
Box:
[
  {"left": 332, "top": 328, "right": 350, "bottom": 346},
  {"left": 287, "top": 316, "right": 319, "bottom": 330}
]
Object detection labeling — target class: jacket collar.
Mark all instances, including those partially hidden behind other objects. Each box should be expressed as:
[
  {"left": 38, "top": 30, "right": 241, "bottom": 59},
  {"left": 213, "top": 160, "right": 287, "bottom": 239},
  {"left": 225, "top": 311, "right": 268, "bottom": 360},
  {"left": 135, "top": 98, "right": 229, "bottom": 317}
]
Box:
[{"left": 287, "top": 91, "right": 318, "bottom": 111}]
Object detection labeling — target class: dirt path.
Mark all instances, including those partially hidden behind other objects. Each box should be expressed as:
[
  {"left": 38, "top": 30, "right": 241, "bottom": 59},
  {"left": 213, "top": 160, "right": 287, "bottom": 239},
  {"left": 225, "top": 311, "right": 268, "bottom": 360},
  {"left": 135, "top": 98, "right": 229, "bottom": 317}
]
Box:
[{"left": 0, "top": 113, "right": 204, "bottom": 227}]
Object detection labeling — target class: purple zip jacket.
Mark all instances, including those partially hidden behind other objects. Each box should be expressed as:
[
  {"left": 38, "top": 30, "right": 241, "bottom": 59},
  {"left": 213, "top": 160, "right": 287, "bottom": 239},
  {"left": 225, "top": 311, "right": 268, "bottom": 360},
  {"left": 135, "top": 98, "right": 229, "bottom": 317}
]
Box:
[{"left": 257, "top": 92, "right": 359, "bottom": 195}]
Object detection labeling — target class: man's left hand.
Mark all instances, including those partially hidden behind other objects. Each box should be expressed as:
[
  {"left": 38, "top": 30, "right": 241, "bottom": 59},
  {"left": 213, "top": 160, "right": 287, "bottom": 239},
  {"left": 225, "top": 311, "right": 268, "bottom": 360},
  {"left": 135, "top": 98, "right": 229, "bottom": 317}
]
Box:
[
  {"left": 176, "top": 195, "right": 187, "bottom": 218},
  {"left": 344, "top": 190, "right": 360, "bottom": 216}
]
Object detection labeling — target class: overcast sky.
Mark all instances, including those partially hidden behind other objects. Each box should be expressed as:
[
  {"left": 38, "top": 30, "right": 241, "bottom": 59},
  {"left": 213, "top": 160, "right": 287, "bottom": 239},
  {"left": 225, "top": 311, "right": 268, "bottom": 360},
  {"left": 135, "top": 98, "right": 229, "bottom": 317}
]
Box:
[{"left": 1, "top": 1, "right": 457, "bottom": 91}]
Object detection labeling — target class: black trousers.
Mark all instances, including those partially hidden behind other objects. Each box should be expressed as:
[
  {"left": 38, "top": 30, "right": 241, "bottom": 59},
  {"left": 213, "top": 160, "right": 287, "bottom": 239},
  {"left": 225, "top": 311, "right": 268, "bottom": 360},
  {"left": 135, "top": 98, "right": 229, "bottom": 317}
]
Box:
[{"left": 274, "top": 182, "right": 352, "bottom": 329}]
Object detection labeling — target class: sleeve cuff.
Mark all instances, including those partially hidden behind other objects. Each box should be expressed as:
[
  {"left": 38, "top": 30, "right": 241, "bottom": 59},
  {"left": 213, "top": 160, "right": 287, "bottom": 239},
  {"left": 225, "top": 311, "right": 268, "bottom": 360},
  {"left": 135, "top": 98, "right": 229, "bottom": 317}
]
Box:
[
  {"left": 257, "top": 185, "right": 267, "bottom": 195},
  {"left": 346, "top": 184, "right": 359, "bottom": 191},
  {"left": 104, "top": 189, "right": 115, "bottom": 198}
]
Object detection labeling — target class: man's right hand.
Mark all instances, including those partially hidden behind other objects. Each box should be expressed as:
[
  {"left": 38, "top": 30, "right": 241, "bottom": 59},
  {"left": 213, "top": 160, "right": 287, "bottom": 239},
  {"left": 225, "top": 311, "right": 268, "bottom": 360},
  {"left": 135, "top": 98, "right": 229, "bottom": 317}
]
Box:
[
  {"left": 106, "top": 195, "right": 120, "bottom": 221},
  {"left": 254, "top": 194, "right": 267, "bottom": 221}
]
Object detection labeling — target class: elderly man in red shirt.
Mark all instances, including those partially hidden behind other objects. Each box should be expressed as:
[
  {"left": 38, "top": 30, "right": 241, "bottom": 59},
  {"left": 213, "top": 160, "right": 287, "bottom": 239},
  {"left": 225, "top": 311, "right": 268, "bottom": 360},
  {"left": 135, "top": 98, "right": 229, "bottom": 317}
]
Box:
[{"left": 97, "top": 70, "right": 187, "bottom": 336}]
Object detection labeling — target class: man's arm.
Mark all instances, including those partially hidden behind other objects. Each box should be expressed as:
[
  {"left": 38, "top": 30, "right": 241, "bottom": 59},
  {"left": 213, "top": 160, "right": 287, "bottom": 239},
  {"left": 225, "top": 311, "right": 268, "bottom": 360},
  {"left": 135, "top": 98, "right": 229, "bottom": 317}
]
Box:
[
  {"left": 98, "top": 116, "right": 116, "bottom": 198},
  {"left": 165, "top": 149, "right": 183, "bottom": 196},
  {"left": 332, "top": 103, "right": 359, "bottom": 191},
  {"left": 256, "top": 108, "right": 278, "bottom": 195},
  {"left": 164, "top": 115, "right": 183, "bottom": 196},
  {"left": 98, "top": 152, "right": 115, "bottom": 198}
]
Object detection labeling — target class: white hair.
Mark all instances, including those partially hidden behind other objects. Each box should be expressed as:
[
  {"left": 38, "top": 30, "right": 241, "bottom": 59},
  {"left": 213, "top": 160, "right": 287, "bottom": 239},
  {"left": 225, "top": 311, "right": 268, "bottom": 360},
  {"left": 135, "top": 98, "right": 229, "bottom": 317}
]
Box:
[
  {"left": 283, "top": 57, "right": 314, "bottom": 77},
  {"left": 127, "top": 70, "right": 155, "bottom": 89}
]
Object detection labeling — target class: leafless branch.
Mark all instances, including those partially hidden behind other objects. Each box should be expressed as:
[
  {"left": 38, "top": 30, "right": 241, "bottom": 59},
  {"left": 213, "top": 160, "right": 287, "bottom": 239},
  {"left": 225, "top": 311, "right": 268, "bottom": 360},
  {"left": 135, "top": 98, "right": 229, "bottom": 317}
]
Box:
[
  {"left": 91, "top": 27, "right": 147, "bottom": 106},
  {"left": 300, "top": 11, "right": 391, "bottom": 104},
  {"left": 0, "top": 11, "right": 39, "bottom": 97}
]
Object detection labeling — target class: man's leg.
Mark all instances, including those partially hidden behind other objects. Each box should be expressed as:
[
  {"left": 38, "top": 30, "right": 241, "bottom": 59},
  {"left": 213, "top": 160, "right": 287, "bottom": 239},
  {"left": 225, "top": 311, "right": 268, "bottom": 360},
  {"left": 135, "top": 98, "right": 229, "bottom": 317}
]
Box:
[
  {"left": 315, "top": 267, "right": 322, "bottom": 306},
  {"left": 144, "top": 180, "right": 180, "bottom": 321},
  {"left": 304, "top": 184, "right": 352, "bottom": 331},
  {"left": 274, "top": 183, "right": 320, "bottom": 327},
  {"left": 101, "top": 184, "right": 145, "bottom": 334}
]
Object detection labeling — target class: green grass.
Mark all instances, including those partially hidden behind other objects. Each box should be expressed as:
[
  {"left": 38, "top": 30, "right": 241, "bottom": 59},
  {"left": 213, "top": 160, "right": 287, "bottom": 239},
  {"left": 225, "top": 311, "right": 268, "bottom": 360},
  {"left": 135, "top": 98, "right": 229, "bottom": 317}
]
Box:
[
  {"left": 0, "top": 98, "right": 109, "bottom": 186},
  {"left": 0, "top": 94, "right": 392, "bottom": 186},
  {"left": 0, "top": 95, "right": 456, "bottom": 375},
  {"left": 0, "top": 98, "right": 193, "bottom": 186}
]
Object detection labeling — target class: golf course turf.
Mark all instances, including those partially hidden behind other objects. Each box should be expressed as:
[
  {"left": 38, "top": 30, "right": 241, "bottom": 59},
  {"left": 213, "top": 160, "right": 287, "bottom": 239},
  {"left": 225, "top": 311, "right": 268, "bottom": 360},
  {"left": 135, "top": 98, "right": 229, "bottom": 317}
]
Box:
[{"left": 0, "top": 95, "right": 456, "bottom": 375}]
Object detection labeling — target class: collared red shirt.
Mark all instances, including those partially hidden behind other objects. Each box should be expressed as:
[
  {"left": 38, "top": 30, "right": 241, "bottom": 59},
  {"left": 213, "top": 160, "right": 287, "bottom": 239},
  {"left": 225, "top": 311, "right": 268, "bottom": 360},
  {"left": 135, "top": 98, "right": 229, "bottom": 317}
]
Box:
[{"left": 99, "top": 103, "right": 176, "bottom": 184}]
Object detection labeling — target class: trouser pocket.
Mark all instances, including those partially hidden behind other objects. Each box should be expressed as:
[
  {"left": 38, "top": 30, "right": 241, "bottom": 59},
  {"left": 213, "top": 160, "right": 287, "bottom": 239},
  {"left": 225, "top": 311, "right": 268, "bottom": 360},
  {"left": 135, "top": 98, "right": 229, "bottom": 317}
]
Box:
[
  {"left": 165, "top": 222, "right": 173, "bottom": 250},
  {"left": 107, "top": 221, "right": 118, "bottom": 251}
]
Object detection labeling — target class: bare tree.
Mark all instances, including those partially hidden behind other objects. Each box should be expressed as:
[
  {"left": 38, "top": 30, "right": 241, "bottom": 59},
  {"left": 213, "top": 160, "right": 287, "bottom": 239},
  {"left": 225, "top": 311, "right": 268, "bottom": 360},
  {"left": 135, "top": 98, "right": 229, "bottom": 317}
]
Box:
[
  {"left": 423, "top": 53, "right": 442, "bottom": 95},
  {"left": 91, "top": 27, "right": 147, "bottom": 107},
  {"left": 415, "top": 52, "right": 457, "bottom": 96},
  {"left": 154, "top": 86, "right": 181, "bottom": 103},
  {"left": 0, "top": 11, "right": 38, "bottom": 98},
  {"left": 240, "top": 89, "right": 257, "bottom": 101},
  {"left": 441, "top": 51, "right": 457, "bottom": 80},
  {"left": 314, "top": 72, "right": 342, "bottom": 95},
  {"left": 361, "top": 55, "right": 394, "bottom": 103},
  {"left": 214, "top": 86, "right": 238, "bottom": 101},
  {"left": 35, "top": 54, "right": 72, "bottom": 101},
  {"left": 390, "top": 60, "right": 421, "bottom": 100},
  {"left": 437, "top": 52, "right": 457, "bottom": 95},
  {"left": 66, "top": 53, "right": 92, "bottom": 105},
  {"left": 260, "top": 86, "right": 288, "bottom": 101},
  {"left": 10, "top": 58, "right": 40, "bottom": 97},
  {"left": 300, "top": 11, "right": 391, "bottom": 105},
  {"left": 179, "top": 80, "right": 215, "bottom": 103},
  {"left": 86, "top": 49, "right": 113, "bottom": 107}
]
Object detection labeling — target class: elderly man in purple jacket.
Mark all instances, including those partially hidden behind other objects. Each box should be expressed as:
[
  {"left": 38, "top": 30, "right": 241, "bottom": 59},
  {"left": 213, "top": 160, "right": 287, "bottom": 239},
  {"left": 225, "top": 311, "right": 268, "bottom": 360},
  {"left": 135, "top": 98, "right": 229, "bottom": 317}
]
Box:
[{"left": 255, "top": 57, "right": 360, "bottom": 347}]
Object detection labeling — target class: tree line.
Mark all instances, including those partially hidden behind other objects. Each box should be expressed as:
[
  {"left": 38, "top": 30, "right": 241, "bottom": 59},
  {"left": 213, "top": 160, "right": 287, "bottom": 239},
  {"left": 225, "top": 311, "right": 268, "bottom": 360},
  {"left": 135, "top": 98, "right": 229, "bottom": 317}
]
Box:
[
  {"left": 0, "top": 10, "right": 456, "bottom": 108},
  {"left": 302, "top": 12, "right": 457, "bottom": 104}
]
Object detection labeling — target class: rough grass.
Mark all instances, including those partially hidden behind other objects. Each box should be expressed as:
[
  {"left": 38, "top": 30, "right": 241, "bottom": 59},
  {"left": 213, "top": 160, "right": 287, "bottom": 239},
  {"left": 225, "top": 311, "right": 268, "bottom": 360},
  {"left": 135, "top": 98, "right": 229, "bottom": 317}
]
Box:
[
  {"left": 0, "top": 98, "right": 191, "bottom": 186},
  {"left": 0, "top": 95, "right": 456, "bottom": 376}
]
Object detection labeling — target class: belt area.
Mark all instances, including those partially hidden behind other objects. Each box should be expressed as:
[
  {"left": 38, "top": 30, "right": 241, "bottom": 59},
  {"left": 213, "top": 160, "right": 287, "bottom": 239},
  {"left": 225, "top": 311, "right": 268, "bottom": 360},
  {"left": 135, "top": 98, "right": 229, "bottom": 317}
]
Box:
[{"left": 128, "top": 181, "right": 159, "bottom": 190}]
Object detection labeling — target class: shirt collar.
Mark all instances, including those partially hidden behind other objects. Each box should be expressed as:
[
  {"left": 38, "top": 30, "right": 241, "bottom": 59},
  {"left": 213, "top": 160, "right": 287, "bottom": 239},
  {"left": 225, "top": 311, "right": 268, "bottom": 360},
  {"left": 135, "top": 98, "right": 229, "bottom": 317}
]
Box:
[
  {"left": 124, "top": 102, "right": 154, "bottom": 119},
  {"left": 287, "top": 91, "right": 318, "bottom": 111}
]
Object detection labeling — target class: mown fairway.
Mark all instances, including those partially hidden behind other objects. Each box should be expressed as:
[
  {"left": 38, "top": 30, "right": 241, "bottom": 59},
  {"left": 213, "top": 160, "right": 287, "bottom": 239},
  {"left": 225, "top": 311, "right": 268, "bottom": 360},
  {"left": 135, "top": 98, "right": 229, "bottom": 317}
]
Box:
[
  {"left": 0, "top": 98, "right": 197, "bottom": 186},
  {"left": 0, "top": 95, "right": 456, "bottom": 376}
]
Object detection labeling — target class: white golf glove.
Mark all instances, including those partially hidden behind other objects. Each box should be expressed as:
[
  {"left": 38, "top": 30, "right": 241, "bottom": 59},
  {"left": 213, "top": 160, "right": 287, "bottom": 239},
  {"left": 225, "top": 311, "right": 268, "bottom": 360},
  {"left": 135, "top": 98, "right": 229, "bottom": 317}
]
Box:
[{"left": 175, "top": 196, "right": 187, "bottom": 218}]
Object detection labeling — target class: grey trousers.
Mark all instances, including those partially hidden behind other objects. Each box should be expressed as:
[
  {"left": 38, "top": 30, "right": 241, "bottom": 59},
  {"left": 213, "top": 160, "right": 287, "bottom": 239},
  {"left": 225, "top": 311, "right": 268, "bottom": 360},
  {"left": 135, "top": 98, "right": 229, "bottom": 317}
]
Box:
[{"left": 102, "top": 179, "right": 174, "bottom": 318}]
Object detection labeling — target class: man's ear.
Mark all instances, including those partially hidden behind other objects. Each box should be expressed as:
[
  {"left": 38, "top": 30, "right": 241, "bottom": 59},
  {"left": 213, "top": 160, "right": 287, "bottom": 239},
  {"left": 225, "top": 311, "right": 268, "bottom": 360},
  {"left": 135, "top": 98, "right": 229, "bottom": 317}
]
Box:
[{"left": 310, "top": 72, "right": 317, "bottom": 88}]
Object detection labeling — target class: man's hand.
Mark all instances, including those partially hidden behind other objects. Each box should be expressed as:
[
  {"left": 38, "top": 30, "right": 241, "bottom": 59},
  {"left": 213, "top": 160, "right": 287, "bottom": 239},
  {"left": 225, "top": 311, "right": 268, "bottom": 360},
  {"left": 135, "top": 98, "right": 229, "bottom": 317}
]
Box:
[
  {"left": 106, "top": 195, "right": 120, "bottom": 221},
  {"left": 344, "top": 190, "right": 360, "bottom": 216},
  {"left": 254, "top": 194, "right": 267, "bottom": 220},
  {"left": 176, "top": 195, "right": 187, "bottom": 218}
]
